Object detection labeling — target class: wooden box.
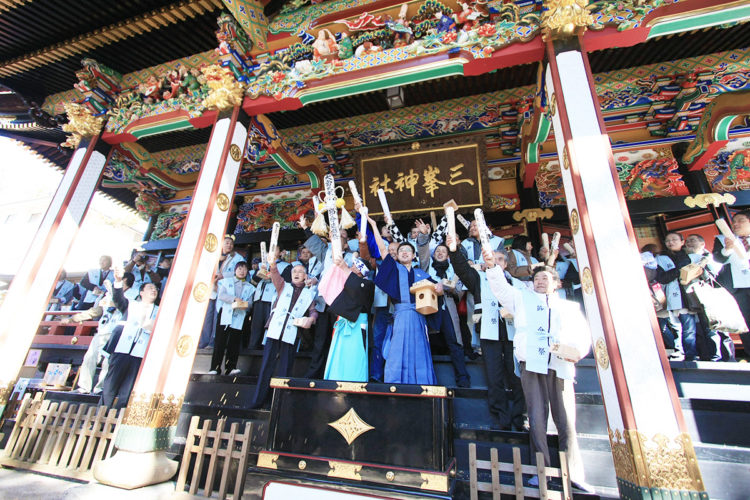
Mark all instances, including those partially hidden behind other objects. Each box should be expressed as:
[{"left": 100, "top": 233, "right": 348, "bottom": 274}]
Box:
[{"left": 410, "top": 279, "right": 438, "bottom": 315}]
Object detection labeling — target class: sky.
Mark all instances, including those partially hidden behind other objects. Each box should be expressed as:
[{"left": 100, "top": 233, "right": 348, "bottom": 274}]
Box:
[{"left": 0, "top": 137, "right": 147, "bottom": 276}]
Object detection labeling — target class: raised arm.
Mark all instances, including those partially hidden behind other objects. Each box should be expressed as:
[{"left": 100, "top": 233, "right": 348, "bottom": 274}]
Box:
[
  {"left": 369, "top": 216, "right": 387, "bottom": 258},
  {"left": 483, "top": 248, "right": 518, "bottom": 315},
  {"left": 447, "top": 234, "right": 479, "bottom": 297},
  {"left": 269, "top": 256, "right": 285, "bottom": 294},
  {"left": 415, "top": 218, "right": 431, "bottom": 271},
  {"left": 111, "top": 267, "right": 129, "bottom": 313}
]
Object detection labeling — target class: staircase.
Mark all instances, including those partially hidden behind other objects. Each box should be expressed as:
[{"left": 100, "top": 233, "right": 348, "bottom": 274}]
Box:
[{"left": 176, "top": 349, "right": 750, "bottom": 499}]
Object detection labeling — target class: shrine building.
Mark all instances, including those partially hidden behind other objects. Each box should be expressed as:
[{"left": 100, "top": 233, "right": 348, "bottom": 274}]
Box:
[{"left": 0, "top": 0, "right": 749, "bottom": 498}]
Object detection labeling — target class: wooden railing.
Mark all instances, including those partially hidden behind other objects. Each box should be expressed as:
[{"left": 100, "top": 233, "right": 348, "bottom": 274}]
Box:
[
  {"left": 468, "top": 443, "right": 572, "bottom": 500},
  {"left": 0, "top": 394, "right": 122, "bottom": 480},
  {"left": 176, "top": 416, "right": 254, "bottom": 500},
  {"left": 35, "top": 311, "right": 98, "bottom": 346}
]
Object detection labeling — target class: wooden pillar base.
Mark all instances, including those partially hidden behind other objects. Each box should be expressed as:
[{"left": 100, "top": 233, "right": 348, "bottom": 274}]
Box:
[{"left": 93, "top": 450, "right": 177, "bottom": 489}]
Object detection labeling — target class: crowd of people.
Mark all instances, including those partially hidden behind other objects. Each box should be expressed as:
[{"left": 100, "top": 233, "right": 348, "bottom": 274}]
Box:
[
  {"left": 43, "top": 208, "right": 750, "bottom": 492},
  {"left": 190, "top": 206, "right": 592, "bottom": 490},
  {"left": 48, "top": 253, "right": 171, "bottom": 409},
  {"left": 642, "top": 210, "right": 750, "bottom": 363}
]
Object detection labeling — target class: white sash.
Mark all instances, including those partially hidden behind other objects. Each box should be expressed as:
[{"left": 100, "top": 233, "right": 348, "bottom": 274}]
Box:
[
  {"left": 115, "top": 303, "right": 158, "bottom": 358},
  {"left": 656, "top": 255, "right": 683, "bottom": 310},
  {"left": 83, "top": 269, "right": 112, "bottom": 304},
  {"left": 521, "top": 289, "right": 558, "bottom": 375},
  {"left": 221, "top": 253, "right": 246, "bottom": 279},
  {"left": 477, "top": 271, "right": 503, "bottom": 341},
  {"left": 218, "top": 277, "right": 256, "bottom": 329},
  {"left": 266, "top": 284, "right": 314, "bottom": 344},
  {"left": 717, "top": 235, "right": 750, "bottom": 288},
  {"left": 512, "top": 249, "right": 539, "bottom": 268}
]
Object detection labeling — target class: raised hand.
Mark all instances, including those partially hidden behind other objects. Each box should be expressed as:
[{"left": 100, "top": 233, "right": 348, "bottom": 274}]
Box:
[
  {"left": 482, "top": 247, "right": 495, "bottom": 268},
  {"left": 113, "top": 265, "right": 125, "bottom": 282},
  {"left": 415, "top": 218, "right": 430, "bottom": 235}
]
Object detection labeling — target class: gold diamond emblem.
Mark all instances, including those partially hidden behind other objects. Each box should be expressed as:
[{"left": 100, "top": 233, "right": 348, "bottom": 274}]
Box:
[{"left": 328, "top": 408, "right": 374, "bottom": 445}]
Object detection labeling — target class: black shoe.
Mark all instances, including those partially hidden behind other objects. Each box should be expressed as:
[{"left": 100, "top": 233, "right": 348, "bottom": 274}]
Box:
[
  {"left": 456, "top": 378, "right": 471, "bottom": 388},
  {"left": 467, "top": 351, "right": 480, "bottom": 360}
]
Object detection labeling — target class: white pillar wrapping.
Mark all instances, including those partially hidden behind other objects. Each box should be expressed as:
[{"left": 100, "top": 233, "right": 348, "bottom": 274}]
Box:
[{"left": 0, "top": 139, "right": 107, "bottom": 413}]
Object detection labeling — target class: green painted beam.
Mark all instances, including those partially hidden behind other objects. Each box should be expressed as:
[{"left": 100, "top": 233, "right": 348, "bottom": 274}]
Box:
[
  {"left": 299, "top": 63, "right": 465, "bottom": 105},
  {"left": 131, "top": 120, "right": 195, "bottom": 139},
  {"left": 647, "top": 4, "right": 750, "bottom": 39},
  {"left": 714, "top": 114, "right": 736, "bottom": 141}
]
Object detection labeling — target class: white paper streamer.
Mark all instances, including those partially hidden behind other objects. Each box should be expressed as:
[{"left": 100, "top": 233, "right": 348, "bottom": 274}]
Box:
[
  {"left": 716, "top": 218, "right": 748, "bottom": 260},
  {"left": 446, "top": 206, "right": 456, "bottom": 251},
  {"left": 474, "top": 208, "right": 492, "bottom": 252},
  {"left": 324, "top": 174, "right": 342, "bottom": 259},
  {"left": 551, "top": 232, "right": 561, "bottom": 250},
  {"left": 359, "top": 206, "right": 368, "bottom": 242},
  {"left": 456, "top": 213, "right": 471, "bottom": 230},
  {"left": 260, "top": 241, "right": 268, "bottom": 268},
  {"left": 377, "top": 188, "right": 391, "bottom": 221},
  {"left": 268, "top": 222, "right": 280, "bottom": 258},
  {"left": 349, "top": 180, "right": 363, "bottom": 206}
]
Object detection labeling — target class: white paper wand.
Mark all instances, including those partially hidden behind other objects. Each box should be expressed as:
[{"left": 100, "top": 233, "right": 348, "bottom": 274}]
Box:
[
  {"left": 377, "top": 188, "right": 392, "bottom": 222},
  {"left": 260, "top": 241, "right": 268, "bottom": 268},
  {"left": 716, "top": 218, "right": 748, "bottom": 261},
  {"left": 473, "top": 208, "right": 492, "bottom": 253},
  {"left": 446, "top": 207, "right": 456, "bottom": 251},
  {"left": 268, "top": 222, "right": 280, "bottom": 258}
]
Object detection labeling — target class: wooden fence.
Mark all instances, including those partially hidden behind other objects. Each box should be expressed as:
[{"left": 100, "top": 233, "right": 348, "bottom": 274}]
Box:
[
  {"left": 0, "top": 394, "right": 122, "bottom": 480},
  {"left": 175, "top": 416, "right": 253, "bottom": 500},
  {"left": 468, "top": 443, "right": 572, "bottom": 500}
]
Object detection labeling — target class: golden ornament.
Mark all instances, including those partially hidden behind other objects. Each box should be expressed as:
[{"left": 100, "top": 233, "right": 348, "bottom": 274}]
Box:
[
  {"left": 176, "top": 335, "right": 194, "bottom": 357},
  {"left": 581, "top": 267, "right": 594, "bottom": 295},
  {"left": 204, "top": 233, "right": 218, "bottom": 252},
  {"left": 193, "top": 282, "right": 210, "bottom": 302},
  {"left": 229, "top": 144, "right": 242, "bottom": 162},
  {"left": 570, "top": 209, "right": 580, "bottom": 235},
  {"left": 216, "top": 193, "right": 230, "bottom": 211}
]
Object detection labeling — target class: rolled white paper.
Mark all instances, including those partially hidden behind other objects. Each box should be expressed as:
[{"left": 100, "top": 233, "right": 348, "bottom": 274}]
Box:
[
  {"left": 473, "top": 208, "right": 492, "bottom": 252},
  {"left": 348, "top": 180, "right": 363, "bottom": 207},
  {"left": 324, "top": 174, "right": 343, "bottom": 260},
  {"left": 359, "top": 206, "right": 368, "bottom": 242},
  {"left": 551, "top": 232, "right": 561, "bottom": 250},
  {"left": 563, "top": 242, "right": 576, "bottom": 256},
  {"left": 312, "top": 194, "right": 321, "bottom": 214},
  {"left": 269, "top": 222, "right": 280, "bottom": 257},
  {"left": 260, "top": 241, "right": 268, "bottom": 268},
  {"left": 541, "top": 233, "right": 549, "bottom": 250},
  {"left": 377, "top": 188, "right": 391, "bottom": 221},
  {"left": 716, "top": 218, "right": 748, "bottom": 260},
  {"left": 430, "top": 211, "right": 437, "bottom": 231},
  {"left": 456, "top": 213, "right": 471, "bottom": 230},
  {"left": 446, "top": 206, "right": 456, "bottom": 251}
]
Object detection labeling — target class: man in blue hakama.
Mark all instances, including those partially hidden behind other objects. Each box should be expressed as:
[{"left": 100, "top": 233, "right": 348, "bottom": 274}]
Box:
[{"left": 370, "top": 217, "right": 440, "bottom": 385}]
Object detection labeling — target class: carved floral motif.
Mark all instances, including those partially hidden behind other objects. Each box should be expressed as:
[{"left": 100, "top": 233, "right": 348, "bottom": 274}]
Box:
[
  {"left": 201, "top": 65, "right": 247, "bottom": 111},
  {"left": 61, "top": 102, "right": 105, "bottom": 148},
  {"left": 123, "top": 392, "right": 184, "bottom": 428}
]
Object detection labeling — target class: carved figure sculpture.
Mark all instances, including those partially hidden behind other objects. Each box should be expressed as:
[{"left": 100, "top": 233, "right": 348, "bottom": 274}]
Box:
[{"left": 312, "top": 29, "right": 339, "bottom": 61}]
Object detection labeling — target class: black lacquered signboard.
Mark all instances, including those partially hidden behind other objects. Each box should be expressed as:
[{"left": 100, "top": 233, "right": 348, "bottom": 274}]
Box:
[{"left": 257, "top": 378, "right": 455, "bottom": 494}]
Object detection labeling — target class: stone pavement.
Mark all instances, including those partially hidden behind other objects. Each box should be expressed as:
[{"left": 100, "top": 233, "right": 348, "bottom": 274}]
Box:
[{"left": 0, "top": 468, "right": 179, "bottom": 500}]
